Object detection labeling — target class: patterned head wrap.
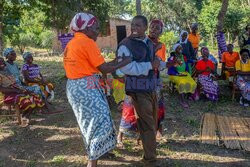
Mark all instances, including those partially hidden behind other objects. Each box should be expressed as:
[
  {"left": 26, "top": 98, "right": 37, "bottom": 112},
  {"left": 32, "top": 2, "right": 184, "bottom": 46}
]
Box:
[
  {"left": 191, "top": 23, "right": 198, "bottom": 29},
  {"left": 3, "top": 48, "right": 14, "bottom": 58},
  {"left": 201, "top": 46, "right": 209, "bottom": 53},
  {"left": 23, "top": 52, "right": 32, "bottom": 60},
  {"left": 179, "top": 30, "right": 188, "bottom": 44},
  {"left": 150, "top": 19, "right": 164, "bottom": 33},
  {"left": 173, "top": 43, "right": 182, "bottom": 52},
  {"left": 70, "top": 13, "right": 97, "bottom": 32}
]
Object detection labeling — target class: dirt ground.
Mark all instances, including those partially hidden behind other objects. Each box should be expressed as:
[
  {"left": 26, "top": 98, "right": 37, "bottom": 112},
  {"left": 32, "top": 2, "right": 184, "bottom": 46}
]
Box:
[{"left": 1, "top": 55, "right": 250, "bottom": 167}]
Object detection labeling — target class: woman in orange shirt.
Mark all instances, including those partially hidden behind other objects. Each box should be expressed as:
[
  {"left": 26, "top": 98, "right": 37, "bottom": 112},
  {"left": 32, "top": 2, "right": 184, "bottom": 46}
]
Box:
[
  {"left": 64, "top": 13, "right": 130, "bottom": 167},
  {"left": 221, "top": 44, "right": 240, "bottom": 81},
  {"left": 188, "top": 23, "right": 201, "bottom": 56}
]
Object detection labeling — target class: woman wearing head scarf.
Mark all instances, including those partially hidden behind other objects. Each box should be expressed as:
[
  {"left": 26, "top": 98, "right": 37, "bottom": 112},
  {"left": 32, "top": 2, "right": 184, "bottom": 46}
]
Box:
[
  {"left": 2, "top": 48, "right": 44, "bottom": 97},
  {"left": 195, "top": 47, "right": 219, "bottom": 101},
  {"left": 22, "top": 52, "right": 55, "bottom": 103},
  {"left": 235, "top": 49, "right": 250, "bottom": 106},
  {"left": 198, "top": 47, "right": 218, "bottom": 73},
  {"left": 148, "top": 19, "right": 166, "bottom": 137},
  {"left": 178, "top": 30, "right": 196, "bottom": 74},
  {"left": 167, "top": 43, "right": 197, "bottom": 108},
  {"left": 64, "top": 12, "right": 131, "bottom": 167},
  {"left": 0, "top": 57, "right": 45, "bottom": 126}
]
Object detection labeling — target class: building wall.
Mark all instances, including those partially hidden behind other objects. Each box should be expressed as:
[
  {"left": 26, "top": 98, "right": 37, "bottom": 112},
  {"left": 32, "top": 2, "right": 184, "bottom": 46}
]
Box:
[{"left": 96, "top": 18, "right": 131, "bottom": 51}]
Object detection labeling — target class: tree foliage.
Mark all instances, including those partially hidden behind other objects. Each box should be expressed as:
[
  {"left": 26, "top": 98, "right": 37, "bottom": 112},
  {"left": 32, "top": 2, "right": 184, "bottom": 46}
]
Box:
[{"left": 1, "top": 0, "right": 249, "bottom": 51}]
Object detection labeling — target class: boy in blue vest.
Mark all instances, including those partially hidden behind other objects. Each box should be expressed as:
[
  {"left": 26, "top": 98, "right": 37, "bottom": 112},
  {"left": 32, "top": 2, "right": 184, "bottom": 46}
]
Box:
[{"left": 116, "top": 15, "right": 160, "bottom": 166}]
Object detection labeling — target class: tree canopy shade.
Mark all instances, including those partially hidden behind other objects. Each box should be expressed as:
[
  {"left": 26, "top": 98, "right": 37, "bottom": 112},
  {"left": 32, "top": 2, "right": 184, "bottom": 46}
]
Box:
[
  {"left": 0, "top": 0, "right": 115, "bottom": 53},
  {"left": 0, "top": 0, "right": 249, "bottom": 53}
]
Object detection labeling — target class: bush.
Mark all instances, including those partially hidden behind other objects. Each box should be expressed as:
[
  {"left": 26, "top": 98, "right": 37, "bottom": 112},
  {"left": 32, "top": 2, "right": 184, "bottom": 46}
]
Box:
[{"left": 160, "top": 31, "right": 179, "bottom": 52}]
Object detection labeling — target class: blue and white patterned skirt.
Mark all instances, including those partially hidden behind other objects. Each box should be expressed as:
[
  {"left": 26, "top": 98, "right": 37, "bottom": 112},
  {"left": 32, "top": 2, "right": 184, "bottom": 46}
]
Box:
[{"left": 66, "top": 75, "right": 116, "bottom": 160}]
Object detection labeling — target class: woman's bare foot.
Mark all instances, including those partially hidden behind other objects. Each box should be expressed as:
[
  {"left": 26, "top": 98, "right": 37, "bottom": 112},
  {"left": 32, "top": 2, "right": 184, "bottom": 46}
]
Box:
[
  {"left": 156, "top": 130, "right": 163, "bottom": 139},
  {"left": 21, "top": 117, "right": 30, "bottom": 127},
  {"left": 87, "top": 160, "right": 97, "bottom": 167},
  {"left": 137, "top": 137, "right": 141, "bottom": 146},
  {"left": 117, "top": 132, "right": 124, "bottom": 148}
]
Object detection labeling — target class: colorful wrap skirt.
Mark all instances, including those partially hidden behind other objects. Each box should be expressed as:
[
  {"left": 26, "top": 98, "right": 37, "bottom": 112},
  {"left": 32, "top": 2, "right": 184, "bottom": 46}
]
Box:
[
  {"left": 119, "top": 94, "right": 165, "bottom": 133},
  {"left": 198, "top": 74, "right": 219, "bottom": 101},
  {"left": 237, "top": 75, "right": 250, "bottom": 101},
  {"left": 169, "top": 72, "right": 197, "bottom": 94},
  {"left": 3, "top": 93, "right": 44, "bottom": 111},
  {"left": 27, "top": 80, "right": 54, "bottom": 101},
  {"left": 66, "top": 75, "right": 116, "bottom": 160}
]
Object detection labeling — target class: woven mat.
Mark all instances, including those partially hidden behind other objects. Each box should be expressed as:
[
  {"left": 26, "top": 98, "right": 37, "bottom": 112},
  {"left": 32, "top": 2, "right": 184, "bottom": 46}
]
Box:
[{"left": 200, "top": 113, "right": 250, "bottom": 151}]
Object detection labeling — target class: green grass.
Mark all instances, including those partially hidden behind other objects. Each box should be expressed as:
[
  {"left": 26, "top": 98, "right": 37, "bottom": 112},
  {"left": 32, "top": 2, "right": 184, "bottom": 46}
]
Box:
[{"left": 49, "top": 155, "right": 66, "bottom": 166}]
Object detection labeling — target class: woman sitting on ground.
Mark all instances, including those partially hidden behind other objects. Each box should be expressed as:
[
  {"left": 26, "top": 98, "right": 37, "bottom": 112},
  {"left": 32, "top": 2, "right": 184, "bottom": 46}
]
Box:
[
  {"left": 0, "top": 57, "right": 45, "bottom": 126},
  {"left": 235, "top": 49, "right": 250, "bottom": 107},
  {"left": 3, "top": 48, "right": 44, "bottom": 97},
  {"left": 221, "top": 44, "right": 240, "bottom": 82},
  {"left": 195, "top": 47, "right": 219, "bottom": 101},
  {"left": 167, "top": 43, "right": 197, "bottom": 108},
  {"left": 22, "top": 52, "right": 54, "bottom": 102}
]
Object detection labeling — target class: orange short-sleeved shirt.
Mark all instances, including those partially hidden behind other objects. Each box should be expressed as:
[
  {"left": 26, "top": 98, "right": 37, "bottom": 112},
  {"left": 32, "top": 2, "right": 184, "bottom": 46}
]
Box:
[
  {"left": 188, "top": 33, "right": 200, "bottom": 49},
  {"left": 63, "top": 32, "right": 105, "bottom": 79},
  {"left": 156, "top": 44, "right": 166, "bottom": 62},
  {"left": 221, "top": 52, "right": 240, "bottom": 68},
  {"left": 195, "top": 59, "right": 215, "bottom": 75}
]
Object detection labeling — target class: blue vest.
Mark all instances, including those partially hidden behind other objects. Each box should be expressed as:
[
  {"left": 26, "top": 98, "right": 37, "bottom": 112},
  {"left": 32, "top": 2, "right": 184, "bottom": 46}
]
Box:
[{"left": 118, "top": 37, "right": 158, "bottom": 93}]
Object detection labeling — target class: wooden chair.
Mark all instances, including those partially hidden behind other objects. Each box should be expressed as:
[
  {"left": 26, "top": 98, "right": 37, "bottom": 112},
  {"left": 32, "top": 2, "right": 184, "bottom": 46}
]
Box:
[{"left": 0, "top": 95, "right": 22, "bottom": 125}]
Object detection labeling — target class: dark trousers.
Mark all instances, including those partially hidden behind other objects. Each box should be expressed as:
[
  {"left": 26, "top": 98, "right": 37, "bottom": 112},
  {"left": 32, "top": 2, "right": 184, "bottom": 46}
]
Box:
[{"left": 129, "top": 92, "right": 158, "bottom": 162}]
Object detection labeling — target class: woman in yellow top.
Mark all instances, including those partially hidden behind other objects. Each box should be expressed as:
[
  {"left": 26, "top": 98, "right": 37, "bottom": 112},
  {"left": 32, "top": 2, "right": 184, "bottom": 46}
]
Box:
[
  {"left": 235, "top": 49, "right": 250, "bottom": 107},
  {"left": 64, "top": 13, "right": 130, "bottom": 167}
]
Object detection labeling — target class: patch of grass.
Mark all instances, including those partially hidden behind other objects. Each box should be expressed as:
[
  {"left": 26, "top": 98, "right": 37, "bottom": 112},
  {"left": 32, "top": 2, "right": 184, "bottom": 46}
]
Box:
[
  {"left": 0, "top": 160, "right": 4, "bottom": 167},
  {"left": 49, "top": 155, "right": 66, "bottom": 166},
  {"left": 26, "top": 160, "right": 37, "bottom": 167},
  {"left": 186, "top": 118, "right": 199, "bottom": 128},
  {"left": 174, "top": 161, "right": 183, "bottom": 167},
  {"left": 0, "top": 118, "right": 10, "bottom": 124},
  {"left": 123, "top": 140, "right": 134, "bottom": 153},
  {"left": 112, "top": 149, "right": 122, "bottom": 158}
]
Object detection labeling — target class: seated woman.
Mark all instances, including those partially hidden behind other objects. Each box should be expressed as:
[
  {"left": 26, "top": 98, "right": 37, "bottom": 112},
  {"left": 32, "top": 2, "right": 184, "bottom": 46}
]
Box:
[
  {"left": 0, "top": 58, "right": 45, "bottom": 126},
  {"left": 196, "top": 47, "right": 219, "bottom": 101},
  {"left": 22, "top": 52, "right": 54, "bottom": 102},
  {"left": 221, "top": 44, "right": 240, "bottom": 82},
  {"left": 3, "top": 48, "right": 43, "bottom": 97},
  {"left": 235, "top": 49, "right": 250, "bottom": 107},
  {"left": 168, "top": 43, "right": 197, "bottom": 108},
  {"left": 198, "top": 47, "right": 218, "bottom": 74}
]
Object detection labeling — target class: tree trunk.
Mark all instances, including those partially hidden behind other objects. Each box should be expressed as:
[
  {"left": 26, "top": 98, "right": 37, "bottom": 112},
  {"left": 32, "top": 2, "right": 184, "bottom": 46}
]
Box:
[
  {"left": 216, "top": 0, "right": 229, "bottom": 32},
  {"left": 51, "top": 0, "right": 61, "bottom": 54},
  {"left": 136, "top": 0, "right": 142, "bottom": 15},
  {"left": 210, "top": 33, "right": 214, "bottom": 47},
  {"left": 0, "top": 0, "right": 4, "bottom": 55}
]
